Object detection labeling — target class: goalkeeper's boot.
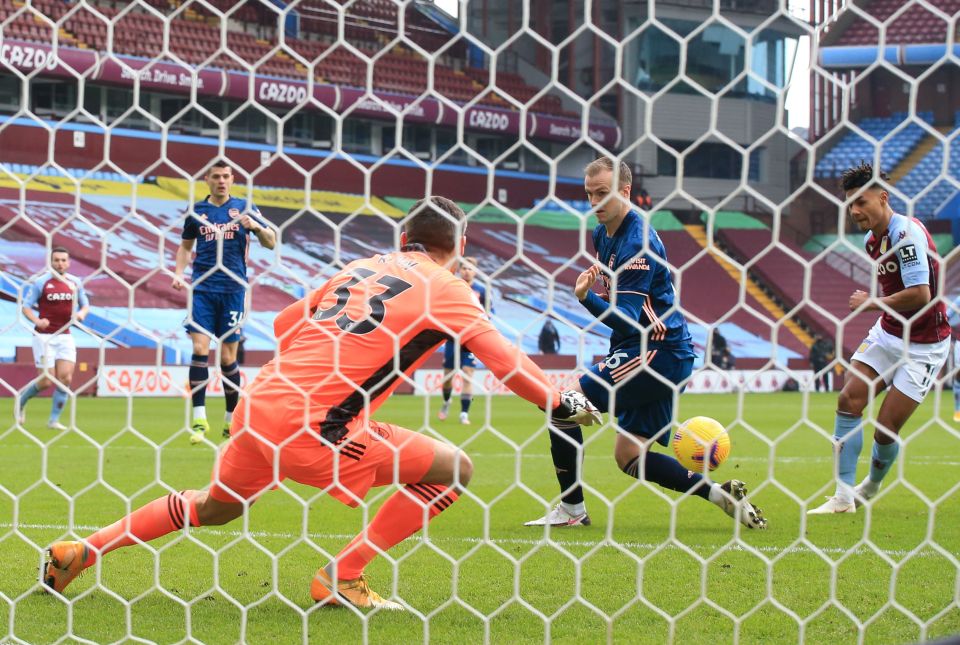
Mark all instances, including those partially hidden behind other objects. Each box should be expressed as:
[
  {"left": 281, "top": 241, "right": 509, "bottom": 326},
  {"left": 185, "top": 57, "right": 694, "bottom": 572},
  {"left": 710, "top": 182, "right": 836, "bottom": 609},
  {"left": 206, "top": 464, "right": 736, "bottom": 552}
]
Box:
[
  {"left": 718, "top": 480, "right": 768, "bottom": 528},
  {"left": 43, "top": 541, "right": 89, "bottom": 594},
  {"left": 47, "top": 420, "right": 68, "bottom": 431},
  {"left": 311, "top": 568, "right": 403, "bottom": 610},
  {"left": 953, "top": 410, "right": 960, "bottom": 423},
  {"left": 459, "top": 412, "right": 470, "bottom": 425},
  {"left": 189, "top": 418, "right": 210, "bottom": 445},
  {"left": 523, "top": 503, "right": 591, "bottom": 527},
  {"left": 222, "top": 421, "right": 232, "bottom": 439},
  {"left": 807, "top": 495, "right": 855, "bottom": 515}
]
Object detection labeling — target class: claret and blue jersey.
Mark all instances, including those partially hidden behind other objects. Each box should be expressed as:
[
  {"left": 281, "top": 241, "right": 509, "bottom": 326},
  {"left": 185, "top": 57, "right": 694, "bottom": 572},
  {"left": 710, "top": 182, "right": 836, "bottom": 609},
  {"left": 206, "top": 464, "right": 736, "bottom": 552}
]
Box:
[{"left": 182, "top": 196, "right": 267, "bottom": 293}]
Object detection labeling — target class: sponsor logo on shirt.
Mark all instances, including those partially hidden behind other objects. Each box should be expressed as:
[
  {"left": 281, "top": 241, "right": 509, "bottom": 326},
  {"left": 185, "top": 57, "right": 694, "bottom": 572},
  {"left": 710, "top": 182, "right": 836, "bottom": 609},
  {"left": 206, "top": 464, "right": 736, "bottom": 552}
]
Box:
[
  {"left": 898, "top": 244, "right": 919, "bottom": 267},
  {"left": 199, "top": 221, "right": 242, "bottom": 241},
  {"left": 624, "top": 257, "right": 649, "bottom": 271}
]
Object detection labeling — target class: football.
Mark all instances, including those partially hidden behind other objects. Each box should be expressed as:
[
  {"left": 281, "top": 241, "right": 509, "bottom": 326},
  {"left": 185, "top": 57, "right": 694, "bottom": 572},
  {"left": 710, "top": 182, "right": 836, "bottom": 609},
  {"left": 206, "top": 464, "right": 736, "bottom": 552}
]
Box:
[{"left": 672, "top": 416, "right": 731, "bottom": 472}]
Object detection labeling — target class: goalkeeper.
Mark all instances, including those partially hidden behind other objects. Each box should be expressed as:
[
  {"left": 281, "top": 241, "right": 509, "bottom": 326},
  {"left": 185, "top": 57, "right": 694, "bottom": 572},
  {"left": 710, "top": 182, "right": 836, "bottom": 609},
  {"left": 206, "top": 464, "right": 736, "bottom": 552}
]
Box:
[
  {"left": 524, "top": 158, "right": 767, "bottom": 530},
  {"left": 42, "top": 196, "right": 599, "bottom": 610}
]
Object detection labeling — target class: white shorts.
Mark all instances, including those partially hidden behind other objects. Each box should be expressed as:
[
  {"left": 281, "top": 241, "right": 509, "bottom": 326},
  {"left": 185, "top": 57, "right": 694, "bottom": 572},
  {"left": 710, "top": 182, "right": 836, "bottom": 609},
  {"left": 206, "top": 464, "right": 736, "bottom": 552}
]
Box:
[
  {"left": 851, "top": 321, "right": 949, "bottom": 403},
  {"left": 32, "top": 334, "right": 77, "bottom": 369}
]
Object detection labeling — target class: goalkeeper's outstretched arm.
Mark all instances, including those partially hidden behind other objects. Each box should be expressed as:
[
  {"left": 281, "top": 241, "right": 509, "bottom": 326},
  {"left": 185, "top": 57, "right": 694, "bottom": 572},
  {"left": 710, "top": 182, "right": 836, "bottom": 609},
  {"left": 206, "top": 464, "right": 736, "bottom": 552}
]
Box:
[{"left": 466, "top": 329, "right": 600, "bottom": 425}]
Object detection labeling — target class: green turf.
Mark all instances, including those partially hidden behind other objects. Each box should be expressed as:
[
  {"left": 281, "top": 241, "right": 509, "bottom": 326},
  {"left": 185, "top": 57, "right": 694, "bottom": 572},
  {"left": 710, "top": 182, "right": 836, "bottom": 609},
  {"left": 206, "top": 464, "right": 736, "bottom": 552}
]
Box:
[{"left": 2, "top": 393, "right": 959, "bottom": 644}]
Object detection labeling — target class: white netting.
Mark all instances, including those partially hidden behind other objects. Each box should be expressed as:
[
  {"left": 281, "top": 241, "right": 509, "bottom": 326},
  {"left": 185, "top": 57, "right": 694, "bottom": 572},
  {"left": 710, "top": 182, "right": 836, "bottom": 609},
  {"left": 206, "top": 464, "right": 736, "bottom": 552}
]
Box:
[{"left": 2, "top": 0, "right": 960, "bottom": 642}]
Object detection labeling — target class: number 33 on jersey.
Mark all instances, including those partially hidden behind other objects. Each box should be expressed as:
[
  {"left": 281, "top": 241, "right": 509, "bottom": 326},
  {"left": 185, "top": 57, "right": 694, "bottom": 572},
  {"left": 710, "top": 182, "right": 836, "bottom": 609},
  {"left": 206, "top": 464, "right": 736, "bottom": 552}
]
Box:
[{"left": 259, "top": 249, "right": 494, "bottom": 416}]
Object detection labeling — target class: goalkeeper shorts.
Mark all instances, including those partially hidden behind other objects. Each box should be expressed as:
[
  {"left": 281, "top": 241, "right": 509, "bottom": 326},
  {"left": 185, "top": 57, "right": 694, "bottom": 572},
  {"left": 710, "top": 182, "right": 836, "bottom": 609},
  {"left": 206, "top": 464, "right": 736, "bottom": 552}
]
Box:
[{"left": 209, "top": 408, "right": 437, "bottom": 508}]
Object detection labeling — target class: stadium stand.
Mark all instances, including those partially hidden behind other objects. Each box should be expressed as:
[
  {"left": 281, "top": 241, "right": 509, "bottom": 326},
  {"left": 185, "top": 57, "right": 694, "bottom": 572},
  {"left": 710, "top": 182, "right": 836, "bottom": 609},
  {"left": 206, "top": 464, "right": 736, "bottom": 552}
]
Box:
[
  {"left": 815, "top": 112, "right": 933, "bottom": 179},
  {"left": 3, "top": 0, "right": 570, "bottom": 116},
  {"left": 888, "top": 114, "right": 960, "bottom": 217},
  {"left": 715, "top": 220, "right": 875, "bottom": 356},
  {"left": 0, "top": 163, "right": 808, "bottom": 364},
  {"left": 834, "top": 0, "right": 960, "bottom": 46}
]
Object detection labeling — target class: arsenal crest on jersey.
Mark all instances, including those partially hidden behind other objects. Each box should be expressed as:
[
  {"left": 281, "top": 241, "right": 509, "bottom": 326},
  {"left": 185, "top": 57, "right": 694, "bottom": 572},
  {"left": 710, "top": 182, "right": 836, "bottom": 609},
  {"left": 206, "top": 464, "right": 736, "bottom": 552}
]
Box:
[{"left": 228, "top": 208, "right": 240, "bottom": 218}]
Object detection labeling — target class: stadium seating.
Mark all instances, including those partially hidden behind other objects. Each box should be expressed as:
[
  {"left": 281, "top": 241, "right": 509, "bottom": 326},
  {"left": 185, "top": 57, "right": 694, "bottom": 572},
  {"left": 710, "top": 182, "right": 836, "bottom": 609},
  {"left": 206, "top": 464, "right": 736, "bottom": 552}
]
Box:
[
  {"left": 834, "top": 0, "right": 960, "bottom": 46},
  {"left": 4, "top": 0, "right": 570, "bottom": 116},
  {"left": 654, "top": 228, "right": 809, "bottom": 358},
  {"left": 815, "top": 112, "right": 934, "bottom": 179},
  {"left": 2, "top": 164, "right": 810, "bottom": 363},
  {"left": 887, "top": 114, "right": 960, "bottom": 217},
  {"left": 716, "top": 227, "right": 875, "bottom": 356}
]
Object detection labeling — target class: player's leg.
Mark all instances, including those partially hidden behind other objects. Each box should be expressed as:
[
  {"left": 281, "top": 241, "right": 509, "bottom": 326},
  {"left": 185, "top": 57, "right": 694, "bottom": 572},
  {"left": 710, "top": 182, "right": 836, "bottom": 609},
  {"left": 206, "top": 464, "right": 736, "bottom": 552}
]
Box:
[
  {"left": 187, "top": 331, "right": 212, "bottom": 442},
  {"left": 219, "top": 341, "right": 240, "bottom": 438},
  {"left": 524, "top": 373, "right": 591, "bottom": 527},
  {"left": 808, "top": 355, "right": 884, "bottom": 514},
  {"left": 952, "top": 339, "right": 960, "bottom": 422},
  {"left": 850, "top": 386, "right": 918, "bottom": 505},
  {"left": 185, "top": 290, "right": 224, "bottom": 443},
  {"left": 459, "top": 361, "right": 475, "bottom": 424},
  {"left": 47, "top": 355, "right": 76, "bottom": 430},
  {"left": 313, "top": 424, "right": 471, "bottom": 609},
  {"left": 438, "top": 342, "right": 455, "bottom": 420},
  {"left": 43, "top": 426, "right": 269, "bottom": 594},
  {"left": 612, "top": 385, "right": 766, "bottom": 529},
  {"left": 216, "top": 291, "right": 245, "bottom": 439},
  {"left": 856, "top": 338, "right": 948, "bottom": 505},
  {"left": 525, "top": 349, "right": 695, "bottom": 528},
  {"left": 18, "top": 336, "right": 54, "bottom": 424}
]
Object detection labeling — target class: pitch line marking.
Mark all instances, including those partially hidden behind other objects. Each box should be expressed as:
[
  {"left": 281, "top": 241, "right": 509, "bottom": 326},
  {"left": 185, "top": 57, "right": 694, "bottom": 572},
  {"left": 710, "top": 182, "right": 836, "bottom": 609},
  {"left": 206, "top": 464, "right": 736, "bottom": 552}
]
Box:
[{"left": 2, "top": 523, "right": 955, "bottom": 559}]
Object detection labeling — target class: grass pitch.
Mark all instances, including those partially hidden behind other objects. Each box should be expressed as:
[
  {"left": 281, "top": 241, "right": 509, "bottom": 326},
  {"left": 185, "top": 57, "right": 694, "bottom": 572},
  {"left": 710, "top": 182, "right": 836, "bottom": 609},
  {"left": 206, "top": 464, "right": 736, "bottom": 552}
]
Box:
[{"left": 1, "top": 392, "right": 959, "bottom": 644}]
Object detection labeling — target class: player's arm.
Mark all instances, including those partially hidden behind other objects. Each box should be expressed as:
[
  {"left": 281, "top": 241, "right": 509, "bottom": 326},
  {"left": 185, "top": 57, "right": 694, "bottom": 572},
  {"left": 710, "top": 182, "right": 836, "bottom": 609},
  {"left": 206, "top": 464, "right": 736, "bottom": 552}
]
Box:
[
  {"left": 574, "top": 252, "right": 659, "bottom": 335},
  {"left": 850, "top": 227, "right": 934, "bottom": 312},
  {"left": 849, "top": 285, "right": 930, "bottom": 312},
  {"left": 466, "top": 329, "right": 595, "bottom": 424},
  {"left": 442, "top": 281, "right": 597, "bottom": 423},
  {"left": 574, "top": 265, "right": 647, "bottom": 335},
  {"left": 465, "top": 328, "right": 556, "bottom": 408},
  {"left": 173, "top": 210, "right": 198, "bottom": 291},
  {"left": 21, "top": 281, "right": 48, "bottom": 330},
  {"left": 172, "top": 239, "right": 195, "bottom": 291},
  {"left": 273, "top": 296, "right": 314, "bottom": 352},
  {"left": 239, "top": 206, "right": 276, "bottom": 250},
  {"left": 247, "top": 221, "right": 276, "bottom": 250},
  {"left": 74, "top": 282, "right": 90, "bottom": 323}
]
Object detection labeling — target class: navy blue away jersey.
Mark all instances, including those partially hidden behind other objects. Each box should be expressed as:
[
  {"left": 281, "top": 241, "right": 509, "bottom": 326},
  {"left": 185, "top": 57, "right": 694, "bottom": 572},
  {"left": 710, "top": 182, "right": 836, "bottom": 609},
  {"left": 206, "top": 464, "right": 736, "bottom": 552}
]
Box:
[
  {"left": 590, "top": 210, "right": 694, "bottom": 355},
  {"left": 182, "top": 196, "right": 266, "bottom": 293}
]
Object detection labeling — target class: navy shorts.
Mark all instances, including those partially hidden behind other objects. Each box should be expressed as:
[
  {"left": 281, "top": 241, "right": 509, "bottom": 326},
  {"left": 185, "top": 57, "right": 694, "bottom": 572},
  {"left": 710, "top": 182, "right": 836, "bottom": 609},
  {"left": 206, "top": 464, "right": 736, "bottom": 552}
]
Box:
[
  {"left": 579, "top": 348, "right": 694, "bottom": 446},
  {"left": 443, "top": 340, "right": 477, "bottom": 370},
  {"left": 185, "top": 290, "right": 245, "bottom": 343}
]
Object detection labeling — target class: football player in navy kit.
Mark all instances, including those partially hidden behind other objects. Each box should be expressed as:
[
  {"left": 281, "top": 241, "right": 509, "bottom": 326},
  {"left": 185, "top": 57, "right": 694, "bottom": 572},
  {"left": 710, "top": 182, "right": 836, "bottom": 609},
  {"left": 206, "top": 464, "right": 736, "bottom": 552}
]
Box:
[
  {"left": 525, "top": 158, "right": 766, "bottom": 529},
  {"left": 173, "top": 160, "right": 276, "bottom": 444}
]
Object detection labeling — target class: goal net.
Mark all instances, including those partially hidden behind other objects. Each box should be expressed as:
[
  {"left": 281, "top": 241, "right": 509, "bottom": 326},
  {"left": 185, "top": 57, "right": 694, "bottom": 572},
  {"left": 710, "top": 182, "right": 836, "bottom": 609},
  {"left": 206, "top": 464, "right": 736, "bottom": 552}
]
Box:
[{"left": 1, "top": 0, "right": 959, "bottom": 642}]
